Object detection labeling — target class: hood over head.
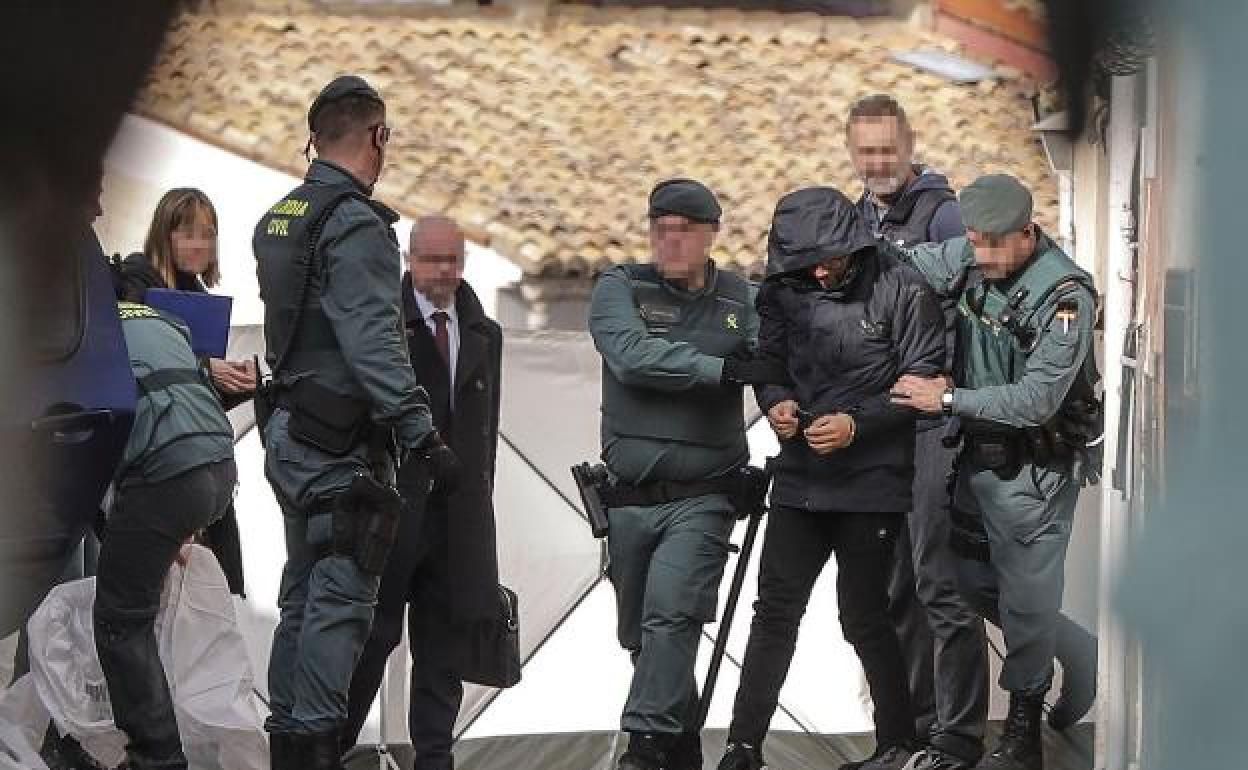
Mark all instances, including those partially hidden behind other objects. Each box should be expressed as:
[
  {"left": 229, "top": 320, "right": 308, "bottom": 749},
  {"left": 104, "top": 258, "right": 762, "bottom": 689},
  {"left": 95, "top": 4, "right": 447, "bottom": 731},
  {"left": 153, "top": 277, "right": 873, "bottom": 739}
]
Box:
[{"left": 766, "top": 186, "right": 875, "bottom": 277}]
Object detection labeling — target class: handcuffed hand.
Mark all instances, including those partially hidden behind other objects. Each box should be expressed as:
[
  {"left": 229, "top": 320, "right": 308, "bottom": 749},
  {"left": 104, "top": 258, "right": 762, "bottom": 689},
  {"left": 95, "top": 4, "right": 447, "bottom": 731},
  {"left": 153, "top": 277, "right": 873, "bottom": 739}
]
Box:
[
  {"left": 767, "top": 399, "right": 800, "bottom": 440},
  {"left": 805, "top": 413, "right": 856, "bottom": 454}
]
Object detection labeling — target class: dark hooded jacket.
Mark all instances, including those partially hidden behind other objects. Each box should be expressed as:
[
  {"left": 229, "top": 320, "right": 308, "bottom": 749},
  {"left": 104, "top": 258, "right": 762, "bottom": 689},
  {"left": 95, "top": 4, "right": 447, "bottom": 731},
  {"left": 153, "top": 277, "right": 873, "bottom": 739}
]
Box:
[{"left": 756, "top": 187, "right": 945, "bottom": 513}]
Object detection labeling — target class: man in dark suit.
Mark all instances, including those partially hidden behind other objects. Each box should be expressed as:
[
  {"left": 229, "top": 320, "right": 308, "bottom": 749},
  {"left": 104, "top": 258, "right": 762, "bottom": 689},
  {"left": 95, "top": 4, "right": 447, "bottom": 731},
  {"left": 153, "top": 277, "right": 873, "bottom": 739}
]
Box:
[{"left": 343, "top": 216, "right": 503, "bottom": 770}]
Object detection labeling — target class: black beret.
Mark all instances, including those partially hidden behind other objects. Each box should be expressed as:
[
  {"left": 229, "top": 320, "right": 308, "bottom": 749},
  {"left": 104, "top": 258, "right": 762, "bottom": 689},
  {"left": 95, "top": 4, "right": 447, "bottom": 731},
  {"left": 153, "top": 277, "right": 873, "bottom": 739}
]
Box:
[
  {"left": 959, "top": 173, "right": 1034, "bottom": 235},
  {"left": 648, "top": 178, "right": 722, "bottom": 225},
  {"left": 308, "top": 75, "right": 383, "bottom": 132}
]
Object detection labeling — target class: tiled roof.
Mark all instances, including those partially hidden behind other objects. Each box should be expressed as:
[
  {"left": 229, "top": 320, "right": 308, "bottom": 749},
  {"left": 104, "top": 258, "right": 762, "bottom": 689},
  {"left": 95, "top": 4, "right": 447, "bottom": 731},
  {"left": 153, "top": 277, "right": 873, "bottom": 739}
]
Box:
[
  {"left": 1001, "top": 0, "right": 1045, "bottom": 19},
  {"left": 137, "top": 4, "right": 1057, "bottom": 279}
]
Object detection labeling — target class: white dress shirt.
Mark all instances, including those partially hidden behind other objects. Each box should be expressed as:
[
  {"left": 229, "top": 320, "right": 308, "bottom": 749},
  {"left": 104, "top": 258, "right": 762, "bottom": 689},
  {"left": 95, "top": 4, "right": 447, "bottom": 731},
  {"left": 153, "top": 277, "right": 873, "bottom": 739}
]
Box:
[{"left": 412, "top": 287, "right": 460, "bottom": 393}]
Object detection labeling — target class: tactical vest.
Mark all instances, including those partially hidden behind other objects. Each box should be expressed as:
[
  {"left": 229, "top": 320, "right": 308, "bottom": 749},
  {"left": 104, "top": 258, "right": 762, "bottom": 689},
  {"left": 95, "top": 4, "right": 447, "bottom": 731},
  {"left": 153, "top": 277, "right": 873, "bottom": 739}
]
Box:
[
  {"left": 253, "top": 180, "right": 374, "bottom": 385},
  {"left": 954, "top": 237, "right": 1100, "bottom": 404},
  {"left": 118, "top": 302, "right": 234, "bottom": 484},
  {"left": 873, "top": 188, "right": 957, "bottom": 248},
  {"left": 601, "top": 265, "right": 751, "bottom": 448}
]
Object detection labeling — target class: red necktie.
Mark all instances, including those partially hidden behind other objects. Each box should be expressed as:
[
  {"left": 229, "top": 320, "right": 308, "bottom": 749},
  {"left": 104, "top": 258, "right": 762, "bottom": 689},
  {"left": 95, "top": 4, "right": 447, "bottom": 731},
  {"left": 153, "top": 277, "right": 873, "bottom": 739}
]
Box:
[{"left": 432, "top": 310, "right": 451, "bottom": 368}]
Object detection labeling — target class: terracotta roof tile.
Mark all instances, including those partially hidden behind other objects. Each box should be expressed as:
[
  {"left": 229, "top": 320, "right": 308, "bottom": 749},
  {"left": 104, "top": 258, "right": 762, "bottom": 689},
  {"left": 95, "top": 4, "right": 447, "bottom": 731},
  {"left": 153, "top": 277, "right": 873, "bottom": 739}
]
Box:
[{"left": 137, "top": 4, "right": 1056, "bottom": 279}]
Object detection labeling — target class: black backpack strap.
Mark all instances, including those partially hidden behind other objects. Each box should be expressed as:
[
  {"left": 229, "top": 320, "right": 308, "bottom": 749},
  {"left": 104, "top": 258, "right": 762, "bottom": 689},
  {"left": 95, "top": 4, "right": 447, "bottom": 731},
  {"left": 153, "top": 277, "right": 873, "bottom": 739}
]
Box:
[
  {"left": 269, "top": 189, "right": 366, "bottom": 378},
  {"left": 882, "top": 187, "right": 956, "bottom": 229}
]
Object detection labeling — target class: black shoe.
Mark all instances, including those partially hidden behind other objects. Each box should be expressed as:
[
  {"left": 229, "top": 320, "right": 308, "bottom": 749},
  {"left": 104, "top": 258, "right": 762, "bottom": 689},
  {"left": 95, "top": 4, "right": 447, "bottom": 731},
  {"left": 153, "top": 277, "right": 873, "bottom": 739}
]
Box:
[
  {"left": 618, "top": 732, "right": 672, "bottom": 770},
  {"left": 905, "top": 748, "right": 974, "bottom": 770},
  {"left": 1050, "top": 627, "right": 1098, "bottom": 731},
  {"left": 268, "top": 732, "right": 302, "bottom": 770},
  {"left": 861, "top": 745, "right": 915, "bottom": 770},
  {"left": 300, "top": 729, "right": 345, "bottom": 770},
  {"left": 718, "top": 741, "right": 767, "bottom": 770},
  {"left": 975, "top": 694, "right": 1043, "bottom": 770},
  {"left": 668, "top": 731, "right": 704, "bottom": 770},
  {"left": 841, "top": 745, "right": 914, "bottom": 770}
]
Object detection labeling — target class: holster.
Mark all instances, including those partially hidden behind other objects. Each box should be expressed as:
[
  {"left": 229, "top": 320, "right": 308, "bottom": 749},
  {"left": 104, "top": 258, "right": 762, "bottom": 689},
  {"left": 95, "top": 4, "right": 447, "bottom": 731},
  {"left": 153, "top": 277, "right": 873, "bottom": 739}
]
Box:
[
  {"left": 330, "top": 473, "right": 403, "bottom": 575},
  {"left": 285, "top": 377, "right": 371, "bottom": 457},
  {"left": 729, "top": 463, "right": 773, "bottom": 520},
  {"left": 570, "top": 462, "right": 611, "bottom": 538}
]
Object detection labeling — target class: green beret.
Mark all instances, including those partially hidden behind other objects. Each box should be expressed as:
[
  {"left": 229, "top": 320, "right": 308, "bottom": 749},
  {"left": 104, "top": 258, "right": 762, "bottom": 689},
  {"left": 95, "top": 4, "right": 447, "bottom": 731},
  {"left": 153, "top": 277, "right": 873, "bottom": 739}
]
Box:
[
  {"left": 959, "top": 173, "right": 1034, "bottom": 235},
  {"left": 648, "top": 178, "right": 722, "bottom": 225},
  {"left": 308, "top": 75, "right": 383, "bottom": 131}
]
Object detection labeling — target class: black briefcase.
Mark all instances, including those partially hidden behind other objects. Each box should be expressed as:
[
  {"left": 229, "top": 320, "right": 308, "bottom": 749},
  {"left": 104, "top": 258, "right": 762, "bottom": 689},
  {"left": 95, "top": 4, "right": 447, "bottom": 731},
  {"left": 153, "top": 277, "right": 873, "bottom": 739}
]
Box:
[{"left": 459, "top": 585, "right": 522, "bottom": 689}]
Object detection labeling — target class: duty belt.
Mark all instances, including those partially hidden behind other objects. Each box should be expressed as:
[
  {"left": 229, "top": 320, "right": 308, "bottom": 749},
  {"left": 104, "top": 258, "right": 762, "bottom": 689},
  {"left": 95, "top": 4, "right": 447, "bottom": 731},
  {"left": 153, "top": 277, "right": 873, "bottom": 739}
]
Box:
[{"left": 601, "top": 477, "right": 738, "bottom": 508}]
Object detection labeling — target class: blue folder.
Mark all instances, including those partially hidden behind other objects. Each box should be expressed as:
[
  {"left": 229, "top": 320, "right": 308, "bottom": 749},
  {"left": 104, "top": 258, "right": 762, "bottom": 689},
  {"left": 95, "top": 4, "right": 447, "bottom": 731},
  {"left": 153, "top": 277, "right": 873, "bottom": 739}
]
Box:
[{"left": 144, "top": 289, "right": 233, "bottom": 359}]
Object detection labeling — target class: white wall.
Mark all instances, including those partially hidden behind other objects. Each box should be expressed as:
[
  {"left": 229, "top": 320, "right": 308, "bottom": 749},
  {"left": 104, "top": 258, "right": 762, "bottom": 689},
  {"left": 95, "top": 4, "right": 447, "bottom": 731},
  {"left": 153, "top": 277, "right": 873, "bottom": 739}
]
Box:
[{"left": 98, "top": 115, "right": 522, "bottom": 327}]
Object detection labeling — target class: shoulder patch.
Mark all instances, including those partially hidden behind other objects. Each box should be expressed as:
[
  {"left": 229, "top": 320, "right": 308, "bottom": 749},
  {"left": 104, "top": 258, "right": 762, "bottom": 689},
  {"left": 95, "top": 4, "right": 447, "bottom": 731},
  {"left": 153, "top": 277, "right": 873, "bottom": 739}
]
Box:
[{"left": 1054, "top": 298, "right": 1081, "bottom": 335}]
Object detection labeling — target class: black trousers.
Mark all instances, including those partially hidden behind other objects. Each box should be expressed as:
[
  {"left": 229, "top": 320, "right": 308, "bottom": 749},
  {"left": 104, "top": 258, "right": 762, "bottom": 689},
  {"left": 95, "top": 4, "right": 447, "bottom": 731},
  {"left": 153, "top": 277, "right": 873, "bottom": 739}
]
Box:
[
  {"left": 345, "top": 496, "right": 462, "bottom": 770},
  {"left": 93, "top": 459, "right": 236, "bottom": 770},
  {"left": 729, "top": 507, "right": 916, "bottom": 751},
  {"left": 887, "top": 429, "right": 989, "bottom": 762},
  {"left": 202, "top": 501, "right": 245, "bottom": 597}
]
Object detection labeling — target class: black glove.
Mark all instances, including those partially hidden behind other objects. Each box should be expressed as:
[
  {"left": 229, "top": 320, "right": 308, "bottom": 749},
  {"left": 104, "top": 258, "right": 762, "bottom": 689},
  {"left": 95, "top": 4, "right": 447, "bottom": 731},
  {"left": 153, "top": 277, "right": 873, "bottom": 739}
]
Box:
[
  {"left": 721, "top": 353, "right": 791, "bottom": 386},
  {"left": 426, "top": 442, "right": 461, "bottom": 494},
  {"left": 397, "top": 432, "right": 461, "bottom": 503}
]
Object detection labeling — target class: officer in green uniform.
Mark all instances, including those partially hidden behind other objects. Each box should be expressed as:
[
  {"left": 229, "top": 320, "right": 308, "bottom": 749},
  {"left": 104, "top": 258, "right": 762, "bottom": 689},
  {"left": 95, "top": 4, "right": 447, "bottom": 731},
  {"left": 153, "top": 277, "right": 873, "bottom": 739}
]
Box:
[
  {"left": 589, "top": 179, "right": 789, "bottom": 770},
  {"left": 95, "top": 301, "right": 237, "bottom": 770},
  {"left": 891, "top": 175, "right": 1100, "bottom": 770},
  {"left": 253, "top": 76, "right": 449, "bottom": 770}
]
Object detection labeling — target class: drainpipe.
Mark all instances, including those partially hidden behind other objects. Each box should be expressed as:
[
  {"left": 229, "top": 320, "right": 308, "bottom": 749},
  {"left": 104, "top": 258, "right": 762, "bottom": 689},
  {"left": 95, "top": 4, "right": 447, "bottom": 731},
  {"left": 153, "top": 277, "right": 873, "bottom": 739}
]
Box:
[{"left": 1096, "top": 73, "right": 1139, "bottom": 770}]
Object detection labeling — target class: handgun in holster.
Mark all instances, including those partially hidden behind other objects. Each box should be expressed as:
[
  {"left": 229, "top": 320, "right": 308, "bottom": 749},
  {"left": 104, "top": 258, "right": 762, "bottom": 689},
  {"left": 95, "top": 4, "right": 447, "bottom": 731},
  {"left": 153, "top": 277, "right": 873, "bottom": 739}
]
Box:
[
  {"left": 571, "top": 462, "right": 611, "bottom": 539},
  {"left": 331, "top": 472, "right": 403, "bottom": 575}
]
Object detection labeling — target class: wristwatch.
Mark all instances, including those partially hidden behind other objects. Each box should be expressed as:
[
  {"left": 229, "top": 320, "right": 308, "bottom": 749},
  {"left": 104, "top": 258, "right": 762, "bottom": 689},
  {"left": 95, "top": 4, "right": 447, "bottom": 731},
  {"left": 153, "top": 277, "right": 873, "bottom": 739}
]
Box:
[{"left": 940, "top": 388, "right": 955, "bottom": 416}]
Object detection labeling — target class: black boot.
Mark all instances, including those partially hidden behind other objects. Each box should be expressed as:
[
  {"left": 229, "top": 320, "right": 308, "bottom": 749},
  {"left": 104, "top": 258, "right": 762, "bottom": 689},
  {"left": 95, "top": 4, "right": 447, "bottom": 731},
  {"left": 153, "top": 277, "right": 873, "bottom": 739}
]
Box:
[
  {"left": 668, "top": 731, "right": 704, "bottom": 770},
  {"left": 268, "top": 732, "right": 301, "bottom": 770},
  {"left": 975, "top": 694, "right": 1043, "bottom": 770},
  {"left": 618, "top": 732, "right": 673, "bottom": 770},
  {"left": 1049, "top": 621, "right": 1098, "bottom": 731},
  {"left": 718, "top": 740, "right": 767, "bottom": 770},
  {"left": 300, "top": 728, "right": 345, "bottom": 770}
]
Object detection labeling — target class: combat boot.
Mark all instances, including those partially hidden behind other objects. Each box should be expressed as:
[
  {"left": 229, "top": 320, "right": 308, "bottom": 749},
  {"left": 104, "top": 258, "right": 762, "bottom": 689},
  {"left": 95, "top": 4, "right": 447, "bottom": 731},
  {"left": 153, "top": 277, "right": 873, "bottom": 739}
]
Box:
[
  {"left": 1049, "top": 623, "right": 1098, "bottom": 731},
  {"left": 975, "top": 694, "right": 1043, "bottom": 770},
  {"left": 618, "top": 732, "right": 673, "bottom": 770},
  {"left": 718, "top": 740, "right": 767, "bottom": 770}
]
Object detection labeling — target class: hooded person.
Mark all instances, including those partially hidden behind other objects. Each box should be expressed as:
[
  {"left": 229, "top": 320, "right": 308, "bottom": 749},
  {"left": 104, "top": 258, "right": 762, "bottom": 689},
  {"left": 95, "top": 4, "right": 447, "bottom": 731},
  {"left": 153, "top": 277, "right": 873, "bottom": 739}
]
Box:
[{"left": 716, "top": 187, "right": 946, "bottom": 770}]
